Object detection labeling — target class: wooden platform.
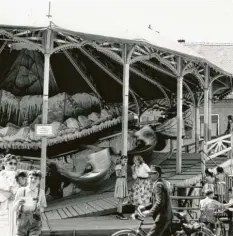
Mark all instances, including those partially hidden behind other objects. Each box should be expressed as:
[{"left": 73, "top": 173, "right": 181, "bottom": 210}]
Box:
[
  {"left": 43, "top": 152, "right": 228, "bottom": 221},
  {"left": 44, "top": 191, "right": 121, "bottom": 221},
  {"left": 41, "top": 215, "right": 154, "bottom": 236}
]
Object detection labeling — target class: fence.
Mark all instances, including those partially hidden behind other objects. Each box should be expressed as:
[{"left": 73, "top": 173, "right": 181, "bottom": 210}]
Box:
[{"left": 201, "top": 133, "right": 233, "bottom": 174}]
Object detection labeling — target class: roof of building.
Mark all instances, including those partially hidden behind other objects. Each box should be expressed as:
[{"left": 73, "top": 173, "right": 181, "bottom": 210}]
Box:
[{"left": 185, "top": 42, "right": 233, "bottom": 75}]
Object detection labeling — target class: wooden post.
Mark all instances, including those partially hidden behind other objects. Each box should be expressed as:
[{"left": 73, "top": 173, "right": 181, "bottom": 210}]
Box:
[
  {"left": 201, "top": 141, "right": 206, "bottom": 176},
  {"left": 176, "top": 57, "right": 183, "bottom": 174},
  {"left": 40, "top": 30, "right": 52, "bottom": 190},
  {"left": 208, "top": 85, "right": 212, "bottom": 140},
  {"left": 231, "top": 132, "right": 233, "bottom": 172},
  {"left": 204, "top": 66, "right": 209, "bottom": 142},
  {"left": 170, "top": 139, "right": 173, "bottom": 153},
  {"left": 122, "top": 44, "right": 130, "bottom": 156},
  {"left": 195, "top": 104, "right": 200, "bottom": 153}
]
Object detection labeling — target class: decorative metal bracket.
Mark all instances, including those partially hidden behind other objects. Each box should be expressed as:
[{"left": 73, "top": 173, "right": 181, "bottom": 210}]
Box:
[{"left": 0, "top": 29, "right": 44, "bottom": 53}]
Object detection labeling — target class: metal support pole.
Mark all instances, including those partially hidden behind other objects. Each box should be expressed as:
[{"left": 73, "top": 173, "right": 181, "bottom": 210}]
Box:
[
  {"left": 176, "top": 57, "right": 183, "bottom": 174},
  {"left": 195, "top": 105, "right": 200, "bottom": 153},
  {"left": 201, "top": 141, "right": 206, "bottom": 176},
  {"left": 208, "top": 85, "right": 212, "bottom": 140},
  {"left": 122, "top": 44, "right": 130, "bottom": 156},
  {"left": 231, "top": 132, "right": 233, "bottom": 172},
  {"left": 204, "top": 66, "right": 209, "bottom": 142},
  {"left": 40, "top": 30, "right": 52, "bottom": 190}
]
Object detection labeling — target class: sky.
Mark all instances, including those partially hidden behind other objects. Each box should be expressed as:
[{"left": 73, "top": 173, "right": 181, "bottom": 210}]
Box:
[{"left": 1, "top": 0, "right": 233, "bottom": 43}]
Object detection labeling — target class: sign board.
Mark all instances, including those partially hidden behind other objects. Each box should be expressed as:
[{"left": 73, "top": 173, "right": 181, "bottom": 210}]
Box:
[{"left": 35, "top": 124, "right": 53, "bottom": 137}]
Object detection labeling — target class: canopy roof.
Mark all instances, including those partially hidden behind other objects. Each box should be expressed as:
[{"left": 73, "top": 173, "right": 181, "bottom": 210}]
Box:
[
  {"left": 185, "top": 42, "right": 233, "bottom": 99},
  {"left": 0, "top": 1, "right": 232, "bottom": 154},
  {"left": 185, "top": 43, "right": 233, "bottom": 75},
  {"left": 0, "top": 1, "right": 232, "bottom": 75},
  {"left": 0, "top": 1, "right": 232, "bottom": 109}
]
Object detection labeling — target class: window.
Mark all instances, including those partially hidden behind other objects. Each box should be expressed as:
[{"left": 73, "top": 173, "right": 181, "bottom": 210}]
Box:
[{"left": 200, "top": 114, "right": 219, "bottom": 138}]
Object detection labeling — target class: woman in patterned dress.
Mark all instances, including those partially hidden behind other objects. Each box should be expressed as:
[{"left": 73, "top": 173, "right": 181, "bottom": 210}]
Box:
[
  {"left": 114, "top": 155, "right": 128, "bottom": 220},
  {"left": 129, "top": 156, "right": 152, "bottom": 211}
]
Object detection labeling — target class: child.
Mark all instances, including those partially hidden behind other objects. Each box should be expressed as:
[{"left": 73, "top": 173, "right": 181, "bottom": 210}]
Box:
[
  {"left": 14, "top": 170, "right": 47, "bottom": 236},
  {"left": 202, "top": 168, "right": 215, "bottom": 195},
  {"left": 0, "top": 154, "right": 18, "bottom": 212},
  {"left": 114, "top": 155, "right": 128, "bottom": 220},
  {"left": 9, "top": 171, "right": 28, "bottom": 236},
  {"left": 15, "top": 170, "right": 28, "bottom": 188},
  {"left": 215, "top": 166, "right": 226, "bottom": 203}
]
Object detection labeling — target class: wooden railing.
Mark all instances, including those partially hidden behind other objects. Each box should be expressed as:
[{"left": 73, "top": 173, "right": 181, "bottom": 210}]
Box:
[
  {"left": 171, "top": 185, "right": 203, "bottom": 219},
  {"left": 173, "top": 139, "right": 203, "bottom": 153},
  {"left": 201, "top": 133, "right": 233, "bottom": 174}
]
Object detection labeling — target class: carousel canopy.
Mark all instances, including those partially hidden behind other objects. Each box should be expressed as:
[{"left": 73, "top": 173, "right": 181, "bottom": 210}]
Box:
[
  {"left": 0, "top": 1, "right": 232, "bottom": 75},
  {"left": 0, "top": 1, "right": 232, "bottom": 153},
  {"left": 0, "top": 1, "right": 232, "bottom": 104}
]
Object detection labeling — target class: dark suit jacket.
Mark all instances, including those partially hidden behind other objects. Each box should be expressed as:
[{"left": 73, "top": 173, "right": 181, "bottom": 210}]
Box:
[{"left": 144, "top": 178, "right": 173, "bottom": 222}]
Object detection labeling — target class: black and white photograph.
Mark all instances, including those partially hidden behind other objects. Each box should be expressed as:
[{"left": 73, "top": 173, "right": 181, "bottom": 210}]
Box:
[{"left": 0, "top": 0, "right": 233, "bottom": 235}]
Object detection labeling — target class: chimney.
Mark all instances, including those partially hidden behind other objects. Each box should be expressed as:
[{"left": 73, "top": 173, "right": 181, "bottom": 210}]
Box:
[{"left": 178, "top": 39, "right": 185, "bottom": 43}]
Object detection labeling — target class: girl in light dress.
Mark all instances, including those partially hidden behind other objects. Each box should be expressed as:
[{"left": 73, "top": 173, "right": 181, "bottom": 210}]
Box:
[
  {"left": 114, "top": 155, "right": 128, "bottom": 220},
  {"left": 215, "top": 166, "right": 227, "bottom": 203},
  {"left": 129, "top": 156, "right": 152, "bottom": 211}
]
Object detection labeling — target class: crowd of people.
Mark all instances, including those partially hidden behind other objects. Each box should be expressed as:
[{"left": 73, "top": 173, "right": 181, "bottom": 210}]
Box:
[
  {"left": 113, "top": 152, "right": 233, "bottom": 236},
  {"left": 0, "top": 151, "right": 232, "bottom": 236},
  {"left": 0, "top": 154, "right": 46, "bottom": 236},
  {"left": 114, "top": 154, "right": 172, "bottom": 236},
  {"left": 199, "top": 166, "right": 233, "bottom": 235},
  {"left": 114, "top": 155, "right": 153, "bottom": 220}
]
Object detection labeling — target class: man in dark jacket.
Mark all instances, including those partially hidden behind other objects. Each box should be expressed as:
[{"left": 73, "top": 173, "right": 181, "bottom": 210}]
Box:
[{"left": 140, "top": 165, "right": 173, "bottom": 236}]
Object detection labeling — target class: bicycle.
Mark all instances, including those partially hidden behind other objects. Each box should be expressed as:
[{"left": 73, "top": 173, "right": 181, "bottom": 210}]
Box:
[
  {"left": 111, "top": 208, "right": 214, "bottom": 236},
  {"left": 214, "top": 210, "right": 228, "bottom": 236}
]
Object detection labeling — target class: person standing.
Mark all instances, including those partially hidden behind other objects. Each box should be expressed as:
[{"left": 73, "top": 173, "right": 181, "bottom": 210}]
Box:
[
  {"left": 114, "top": 156, "right": 128, "bottom": 220},
  {"left": 202, "top": 168, "right": 215, "bottom": 195},
  {"left": 15, "top": 171, "right": 28, "bottom": 188},
  {"left": 0, "top": 154, "right": 19, "bottom": 214},
  {"left": 13, "top": 170, "right": 47, "bottom": 236},
  {"left": 215, "top": 166, "right": 227, "bottom": 203},
  {"left": 129, "top": 156, "right": 152, "bottom": 211},
  {"left": 140, "top": 165, "right": 173, "bottom": 236},
  {"left": 224, "top": 115, "right": 233, "bottom": 135},
  {"left": 200, "top": 189, "right": 233, "bottom": 233}
]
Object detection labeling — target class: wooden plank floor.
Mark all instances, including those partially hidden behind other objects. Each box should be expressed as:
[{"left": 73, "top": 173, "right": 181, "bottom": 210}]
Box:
[
  {"left": 43, "top": 153, "right": 227, "bottom": 222},
  {"left": 41, "top": 215, "right": 154, "bottom": 236},
  {"left": 43, "top": 153, "right": 203, "bottom": 221},
  {"left": 44, "top": 191, "right": 120, "bottom": 221}
]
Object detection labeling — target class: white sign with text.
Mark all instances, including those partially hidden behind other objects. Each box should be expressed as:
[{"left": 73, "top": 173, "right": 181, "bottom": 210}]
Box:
[{"left": 35, "top": 124, "right": 53, "bottom": 137}]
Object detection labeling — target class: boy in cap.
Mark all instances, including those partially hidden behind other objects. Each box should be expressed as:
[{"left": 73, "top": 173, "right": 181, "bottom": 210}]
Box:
[{"left": 139, "top": 165, "right": 173, "bottom": 236}]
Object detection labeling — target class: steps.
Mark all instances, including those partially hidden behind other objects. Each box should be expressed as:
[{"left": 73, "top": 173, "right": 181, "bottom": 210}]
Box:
[
  {"left": 44, "top": 152, "right": 229, "bottom": 221},
  {"left": 159, "top": 152, "right": 229, "bottom": 185}
]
